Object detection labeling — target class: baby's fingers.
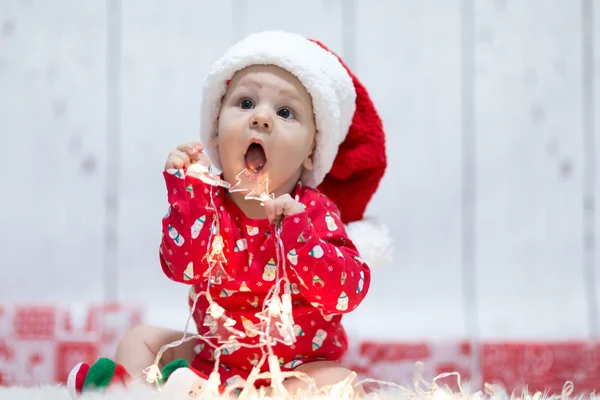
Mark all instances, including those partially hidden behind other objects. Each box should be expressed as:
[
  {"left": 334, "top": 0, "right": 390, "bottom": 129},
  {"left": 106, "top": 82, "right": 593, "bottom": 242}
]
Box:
[
  {"left": 165, "top": 156, "right": 184, "bottom": 170},
  {"left": 274, "top": 198, "right": 288, "bottom": 218},
  {"left": 177, "top": 142, "right": 204, "bottom": 160},
  {"left": 165, "top": 150, "right": 191, "bottom": 170},
  {"left": 264, "top": 199, "right": 277, "bottom": 224}
]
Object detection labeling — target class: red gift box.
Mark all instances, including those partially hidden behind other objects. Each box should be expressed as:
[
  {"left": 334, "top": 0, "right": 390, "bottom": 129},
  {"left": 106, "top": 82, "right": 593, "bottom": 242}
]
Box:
[{"left": 0, "top": 304, "right": 141, "bottom": 386}]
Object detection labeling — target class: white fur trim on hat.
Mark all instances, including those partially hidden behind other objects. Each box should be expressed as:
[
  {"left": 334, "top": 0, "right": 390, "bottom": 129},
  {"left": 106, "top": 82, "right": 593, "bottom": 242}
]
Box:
[{"left": 199, "top": 30, "right": 357, "bottom": 188}]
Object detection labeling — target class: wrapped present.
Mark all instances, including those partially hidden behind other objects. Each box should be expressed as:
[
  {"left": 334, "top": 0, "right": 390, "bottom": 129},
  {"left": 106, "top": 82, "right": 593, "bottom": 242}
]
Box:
[{"left": 0, "top": 304, "right": 141, "bottom": 386}]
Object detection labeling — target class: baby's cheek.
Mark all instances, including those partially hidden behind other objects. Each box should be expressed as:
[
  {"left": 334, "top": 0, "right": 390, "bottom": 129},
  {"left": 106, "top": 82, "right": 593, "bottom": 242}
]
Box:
[
  {"left": 288, "top": 130, "right": 314, "bottom": 155},
  {"left": 217, "top": 130, "right": 239, "bottom": 156},
  {"left": 217, "top": 124, "right": 237, "bottom": 143}
]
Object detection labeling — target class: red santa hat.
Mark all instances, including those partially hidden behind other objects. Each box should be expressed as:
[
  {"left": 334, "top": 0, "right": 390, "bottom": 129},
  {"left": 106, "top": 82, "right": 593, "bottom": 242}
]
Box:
[{"left": 200, "top": 31, "right": 391, "bottom": 265}]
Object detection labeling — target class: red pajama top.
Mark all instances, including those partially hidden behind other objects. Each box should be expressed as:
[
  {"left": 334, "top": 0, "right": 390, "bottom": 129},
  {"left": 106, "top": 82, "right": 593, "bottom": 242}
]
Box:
[{"left": 159, "top": 169, "right": 371, "bottom": 376}]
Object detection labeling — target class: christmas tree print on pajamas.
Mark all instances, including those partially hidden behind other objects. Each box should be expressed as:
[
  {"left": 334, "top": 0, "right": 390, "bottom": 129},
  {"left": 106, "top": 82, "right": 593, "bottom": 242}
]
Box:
[{"left": 159, "top": 169, "right": 370, "bottom": 381}]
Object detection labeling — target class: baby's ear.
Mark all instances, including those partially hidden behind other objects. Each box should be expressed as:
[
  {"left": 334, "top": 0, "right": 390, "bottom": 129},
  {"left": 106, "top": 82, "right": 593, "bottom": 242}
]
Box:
[
  {"left": 302, "top": 156, "right": 313, "bottom": 171},
  {"left": 302, "top": 135, "right": 317, "bottom": 170},
  {"left": 211, "top": 134, "right": 219, "bottom": 148}
]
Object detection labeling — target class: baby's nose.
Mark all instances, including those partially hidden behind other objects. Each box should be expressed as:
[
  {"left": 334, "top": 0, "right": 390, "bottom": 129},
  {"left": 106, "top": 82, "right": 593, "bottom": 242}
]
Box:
[{"left": 250, "top": 113, "right": 272, "bottom": 132}]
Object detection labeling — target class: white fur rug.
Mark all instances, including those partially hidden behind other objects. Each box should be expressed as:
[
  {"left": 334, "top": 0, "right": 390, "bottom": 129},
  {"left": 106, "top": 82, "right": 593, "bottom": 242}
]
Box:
[{"left": 0, "top": 380, "right": 591, "bottom": 400}]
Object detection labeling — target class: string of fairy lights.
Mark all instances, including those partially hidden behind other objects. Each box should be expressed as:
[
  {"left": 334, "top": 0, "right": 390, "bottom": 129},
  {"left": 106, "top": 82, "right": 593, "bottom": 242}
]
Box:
[{"left": 141, "top": 165, "right": 385, "bottom": 398}]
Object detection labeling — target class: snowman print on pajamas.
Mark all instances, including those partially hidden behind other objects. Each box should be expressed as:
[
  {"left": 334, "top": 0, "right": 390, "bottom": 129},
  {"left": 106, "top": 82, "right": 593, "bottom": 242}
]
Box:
[
  {"left": 284, "top": 282, "right": 300, "bottom": 295},
  {"left": 284, "top": 359, "right": 304, "bottom": 369},
  {"left": 287, "top": 249, "right": 298, "bottom": 266},
  {"left": 168, "top": 225, "right": 185, "bottom": 246},
  {"left": 191, "top": 215, "right": 206, "bottom": 239},
  {"left": 312, "top": 329, "right": 327, "bottom": 351},
  {"left": 293, "top": 324, "right": 305, "bottom": 337},
  {"left": 336, "top": 291, "right": 349, "bottom": 311},
  {"left": 309, "top": 245, "right": 324, "bottom": 259},
  {"left": 246, "top": 225, "right": 259, "bottom": 236},
  {"left": 183, "top": 262, "right": 194, "bottom": 281},
  {"left": 312, "top": 275, "right": 325, "bottom": 288},
  {"left": 221, "top": 339, "right": 241, "bottom": 355},
  {"left": 357, "top": 270, "right": 365, "bottom": 294},
  {"left": 262, "top": 258, "right": 277, "bottom": 281},
  {"left": 234, "top": 238, "right": 247, "bottom": 252},
  {"left": 325, "top": 212, "right": 338, "bottom": 231}
]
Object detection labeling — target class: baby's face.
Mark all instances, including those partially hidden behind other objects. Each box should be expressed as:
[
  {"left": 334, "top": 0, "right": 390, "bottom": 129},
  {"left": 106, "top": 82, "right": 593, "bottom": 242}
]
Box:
[{"left": 217, "top": 65, "right": 316, "bottom": 196}]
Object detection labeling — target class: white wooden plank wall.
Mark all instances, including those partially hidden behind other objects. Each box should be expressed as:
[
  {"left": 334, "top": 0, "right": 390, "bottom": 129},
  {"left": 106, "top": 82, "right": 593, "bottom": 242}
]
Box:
[
  {"left": 473, "top": 1, "right": 589, "bottom": 338},
  {"left": 0, "top": 0, "right": 108, "bottom": 303},
  {"left": 591, "top": 0, "right": 600, "bottom": 338},
  {"left": 116, "top": 0, "right": 235, "bottom": 330},
  {"left": 0, "top": 0, "right": 597, "bottom": 341},
  {"left": 344, "top": 0, "right": 465, "bottom": 341}
]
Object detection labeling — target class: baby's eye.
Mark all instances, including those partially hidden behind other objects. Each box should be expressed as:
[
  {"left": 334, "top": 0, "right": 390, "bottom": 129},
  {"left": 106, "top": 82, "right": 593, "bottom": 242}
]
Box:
[
  {"left": 277, "top": 107, "right": 295, "bottom": 120},
  {"left": 239, "top": 99, "right": 254, "bottom": 109}
]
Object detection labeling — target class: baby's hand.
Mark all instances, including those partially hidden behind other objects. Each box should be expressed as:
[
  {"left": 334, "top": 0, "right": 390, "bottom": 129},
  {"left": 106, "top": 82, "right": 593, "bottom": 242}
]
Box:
[
  {"left": 164, "top": 142, "right": 210, "bottom": 170},
  {"left": 264, "top": 194, "right": 305, "bottom": 225}
]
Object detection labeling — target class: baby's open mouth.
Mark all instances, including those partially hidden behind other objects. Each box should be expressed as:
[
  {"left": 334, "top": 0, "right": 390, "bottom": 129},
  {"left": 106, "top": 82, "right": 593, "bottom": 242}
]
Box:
[{"left": 244, "top": 142, "right": 267, "bottom": 173}]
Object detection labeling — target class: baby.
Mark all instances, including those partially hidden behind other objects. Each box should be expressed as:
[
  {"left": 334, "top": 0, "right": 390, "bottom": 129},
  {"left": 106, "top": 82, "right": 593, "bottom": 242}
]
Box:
[{"left": 116, "top": 31, "right": 387, "bottom": 394}]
